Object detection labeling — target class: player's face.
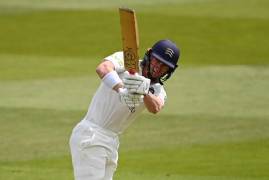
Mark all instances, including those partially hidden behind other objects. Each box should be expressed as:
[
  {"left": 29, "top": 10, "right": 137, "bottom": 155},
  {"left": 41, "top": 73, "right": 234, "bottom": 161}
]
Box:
[{"left": 149, "top": 56, "right": 170, "bottom": 78}]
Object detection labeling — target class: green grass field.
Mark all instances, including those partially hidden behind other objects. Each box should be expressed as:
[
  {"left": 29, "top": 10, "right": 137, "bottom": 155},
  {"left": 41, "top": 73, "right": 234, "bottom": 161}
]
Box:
[{"left": 1, "top": 0, "right": 269, "bottom": 179}]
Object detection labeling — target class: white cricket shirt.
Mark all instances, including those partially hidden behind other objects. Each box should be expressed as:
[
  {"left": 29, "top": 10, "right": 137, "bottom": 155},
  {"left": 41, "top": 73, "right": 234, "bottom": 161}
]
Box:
[{"left": 84, "top": 51, "right": 167, "bottom": 134}]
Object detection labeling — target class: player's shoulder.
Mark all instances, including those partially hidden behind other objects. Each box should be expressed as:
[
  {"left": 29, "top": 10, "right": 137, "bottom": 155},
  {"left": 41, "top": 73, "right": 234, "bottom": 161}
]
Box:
[
  {"left": 111, "top": 51, "right": 124, "bottom": 57},
  {"left": 104, "top": 51, "right": 123, "bottom": 61},
  {"left": 104, "top": 51, "right": 125, "bottom": 73},
  {"left": 151, "top": 82, "right": 164, "bottom": 89},
  {"left": 150, "top": 82, "right": 166, "bottom": 93},
  {"left": 150, "top": 82, "right": 167, "bottom": 101}
]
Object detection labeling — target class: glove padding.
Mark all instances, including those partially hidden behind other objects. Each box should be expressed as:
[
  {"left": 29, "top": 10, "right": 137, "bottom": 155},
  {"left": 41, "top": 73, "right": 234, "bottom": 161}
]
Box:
[
  {"left": 118, "top": 88, "right": 144, "bottom": 108},
  {"left": 123, "top": 72, "right": 151, "bottom": 95}
]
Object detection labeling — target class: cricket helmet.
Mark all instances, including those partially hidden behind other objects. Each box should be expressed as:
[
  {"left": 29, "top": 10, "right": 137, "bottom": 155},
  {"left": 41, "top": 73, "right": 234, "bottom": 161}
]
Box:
[
  {"left": 151, "top": 39, "right": 180, "bottom": 70},
  {"left": 141, "top": 39, "right": 180, "bottom": 84}
]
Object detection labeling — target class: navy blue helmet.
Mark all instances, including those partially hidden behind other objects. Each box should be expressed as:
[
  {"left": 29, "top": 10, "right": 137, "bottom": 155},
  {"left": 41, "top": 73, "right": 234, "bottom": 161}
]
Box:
[
  {"left": 142, "top": 39, "right": 180, "bottom": 84},
  {"left": 151, "top": 39, "right": 180, "bottom": 70}
]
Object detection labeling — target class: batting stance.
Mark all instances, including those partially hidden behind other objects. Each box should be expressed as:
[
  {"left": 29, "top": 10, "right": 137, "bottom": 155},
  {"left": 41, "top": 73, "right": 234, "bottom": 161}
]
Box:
[{"left": 69, "top": 39, "right": 180, "bottom": 180}]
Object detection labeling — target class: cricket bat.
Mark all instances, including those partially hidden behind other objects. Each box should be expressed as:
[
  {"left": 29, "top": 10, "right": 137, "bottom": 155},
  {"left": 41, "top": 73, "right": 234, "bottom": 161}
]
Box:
[{"left": 119, "top": 7, "right": 139, "bottom": 74}]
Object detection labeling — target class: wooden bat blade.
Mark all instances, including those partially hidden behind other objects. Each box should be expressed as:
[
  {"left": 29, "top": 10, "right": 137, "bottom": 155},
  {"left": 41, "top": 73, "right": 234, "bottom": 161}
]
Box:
[{"left": 119, "top": 7, "right": 139, "bottom": 74}]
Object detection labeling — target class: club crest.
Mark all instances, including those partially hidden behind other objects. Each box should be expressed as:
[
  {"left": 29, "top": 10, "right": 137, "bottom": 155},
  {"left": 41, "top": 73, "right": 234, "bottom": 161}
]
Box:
[{"left": 165, "top": 48, "right": 174, "bottom": 58}]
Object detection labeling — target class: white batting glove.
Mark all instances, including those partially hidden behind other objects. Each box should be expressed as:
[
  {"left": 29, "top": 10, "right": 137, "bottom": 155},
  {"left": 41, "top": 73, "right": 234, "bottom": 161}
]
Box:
[
  {"left": 123, "top": 72, "right": 151, "bottom": 95},
  {"left": 118, "top": 88, "right": 144, "bottom": 108}
]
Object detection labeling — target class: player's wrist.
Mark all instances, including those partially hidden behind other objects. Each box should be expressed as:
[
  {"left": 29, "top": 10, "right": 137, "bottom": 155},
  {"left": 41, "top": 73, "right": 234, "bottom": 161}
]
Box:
[{"left": 102, "top": 70, "right": 122, "bottom": 89}]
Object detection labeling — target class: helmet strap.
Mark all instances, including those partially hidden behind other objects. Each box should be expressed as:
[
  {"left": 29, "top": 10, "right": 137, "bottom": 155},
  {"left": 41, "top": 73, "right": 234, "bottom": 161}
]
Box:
[{"left": 159, "top": 65, "right": 178, "bottom": 84}]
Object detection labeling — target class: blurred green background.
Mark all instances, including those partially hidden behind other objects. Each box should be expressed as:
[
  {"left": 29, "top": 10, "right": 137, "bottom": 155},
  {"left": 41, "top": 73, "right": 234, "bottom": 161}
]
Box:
[{"left": 0, "top": 0, "right": 269, "bottom": 179}]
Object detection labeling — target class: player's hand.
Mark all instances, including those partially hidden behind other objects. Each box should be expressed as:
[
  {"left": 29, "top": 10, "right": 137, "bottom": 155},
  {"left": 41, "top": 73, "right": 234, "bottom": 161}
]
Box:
[
  {"left": 118, "top": 88, "right": 144, "bottom": 107},
  {"left": 123, "top": 72, "right": 151, "bottom": 95}
]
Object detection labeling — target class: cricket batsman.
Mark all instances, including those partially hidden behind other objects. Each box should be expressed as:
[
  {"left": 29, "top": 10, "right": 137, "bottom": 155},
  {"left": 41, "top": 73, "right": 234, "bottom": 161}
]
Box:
[{"left": 69, "top": 39, "right": 180, "bottom": 180}]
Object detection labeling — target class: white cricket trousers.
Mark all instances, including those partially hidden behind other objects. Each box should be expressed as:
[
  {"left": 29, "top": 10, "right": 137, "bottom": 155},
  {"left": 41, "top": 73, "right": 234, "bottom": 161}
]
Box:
[{"left": 69, "top": 119, "right": 119, "bottom": 180}]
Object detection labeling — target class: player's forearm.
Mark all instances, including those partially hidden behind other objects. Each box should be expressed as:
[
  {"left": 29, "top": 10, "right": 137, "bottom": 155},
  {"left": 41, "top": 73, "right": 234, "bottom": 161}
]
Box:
[
  {"left": 143, "top": 93, "right": 164, "bottom": 114},
  {"left": 96, "top": 60, "right": 123, "bottom": 92}
]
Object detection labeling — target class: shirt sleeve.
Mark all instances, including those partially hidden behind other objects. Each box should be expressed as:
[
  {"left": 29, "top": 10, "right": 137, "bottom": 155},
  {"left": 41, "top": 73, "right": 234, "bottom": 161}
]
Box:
[
  {"left": 150, "top": 83, "right": 167, "bottom": 105},
  {"left": 104, "top": 51, "right": 125, "bottom": 73}
]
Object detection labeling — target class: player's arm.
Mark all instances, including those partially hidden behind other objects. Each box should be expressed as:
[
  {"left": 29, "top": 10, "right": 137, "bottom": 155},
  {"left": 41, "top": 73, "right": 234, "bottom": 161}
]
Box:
[
  {"left": 96, "top": 60, "right": 123, "bottom": 92},
  {"left": 143, "top": 93, "right": 164, "bottom": 114},
  {"left": 96, "top": 60, "right": 143, "bottom": 108}
]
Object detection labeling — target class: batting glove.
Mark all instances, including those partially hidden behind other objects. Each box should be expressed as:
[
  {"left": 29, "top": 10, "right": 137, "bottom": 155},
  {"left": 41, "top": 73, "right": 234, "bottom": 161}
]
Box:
[
  {"left": 118, "top": 88, "right": 144, "bottom": 108},
  {"left": 123, "top": 72, "right": 151, "bottom": 95}
]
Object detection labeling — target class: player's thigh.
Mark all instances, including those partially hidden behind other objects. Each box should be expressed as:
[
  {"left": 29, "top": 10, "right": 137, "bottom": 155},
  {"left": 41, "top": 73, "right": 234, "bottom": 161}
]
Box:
[{"left": 73, "top": 146, "right": 107, "bottom": 180}]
